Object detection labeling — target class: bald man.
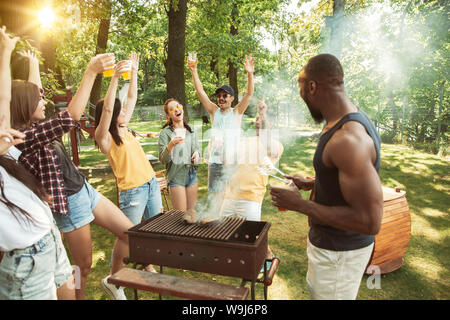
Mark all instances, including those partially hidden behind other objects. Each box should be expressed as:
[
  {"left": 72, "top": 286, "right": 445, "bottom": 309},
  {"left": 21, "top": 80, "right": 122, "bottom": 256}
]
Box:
[{"left": 270, "top": 54, "right": 383, "bottom": 300}]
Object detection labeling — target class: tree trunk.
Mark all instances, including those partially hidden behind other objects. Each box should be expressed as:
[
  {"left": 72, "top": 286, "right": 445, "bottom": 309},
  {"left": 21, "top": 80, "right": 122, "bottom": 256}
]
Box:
[
  {"left": 89, "top": 0, "right": 112, "bottom": 116},
  {"left": 228, "top": 1, "right": 239, "bottom": 107},
  {"left": 325, "top": 0, "right": 346, "bottom": 58},
  {"left": 165, "top": 0, "right": 187, "bottom": 113},
  {"left": 39, "top": 35, "right": 65, "bottom": 88},
  {"left": 210, "top": 55, "right": 219, "bottom": 84}
]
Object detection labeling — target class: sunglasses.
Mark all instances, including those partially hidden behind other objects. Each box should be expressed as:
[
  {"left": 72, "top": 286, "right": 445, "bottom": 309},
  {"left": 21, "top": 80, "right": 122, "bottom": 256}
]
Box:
[
  {"left": 39, "top": 88, "right": 46, "bottom": 100},
  {"left": 217, "top": 93, "right": 229, "bottom": 99},
  {"left": 168, "top": 104, "right": 183, "bottom": 114}
]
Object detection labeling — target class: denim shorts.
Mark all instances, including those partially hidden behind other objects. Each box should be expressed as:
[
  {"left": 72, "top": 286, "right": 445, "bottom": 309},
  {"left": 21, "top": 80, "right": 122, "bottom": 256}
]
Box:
[
  {"left": 53, "top": 181, "right": 101, "bottom": 233},
  {"left": 0, "top": 223, "right": 73, "bottom": 300},
  {"left": 168, "top": 168, "right": 198, "bottom": 188},
  {"left": 119, "top": 177, "right": 163, "bottom": 225}
]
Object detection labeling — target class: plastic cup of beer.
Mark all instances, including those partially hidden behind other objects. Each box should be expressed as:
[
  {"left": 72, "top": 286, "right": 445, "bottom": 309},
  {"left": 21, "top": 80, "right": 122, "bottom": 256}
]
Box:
[
  {"left": 270, "top": 179, "right": 295, "bottom": 211},
  {"left": 103, "top": 65, "right": 114, "bottom": 78},
  {"left": 122, "top": 60, "right": 132, "bottom": 80},
  {"left": 188, "top": 52, "right": 197, "bottom": 67}
]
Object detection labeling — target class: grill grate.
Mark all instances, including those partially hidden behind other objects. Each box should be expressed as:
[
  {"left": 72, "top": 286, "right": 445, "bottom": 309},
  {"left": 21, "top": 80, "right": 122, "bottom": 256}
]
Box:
[{"left": 137, "top": 210, "right": 246, "bottom": 241}]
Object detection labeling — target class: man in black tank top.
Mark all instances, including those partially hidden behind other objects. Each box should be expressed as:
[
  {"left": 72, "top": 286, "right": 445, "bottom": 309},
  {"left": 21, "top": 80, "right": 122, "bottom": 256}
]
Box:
[{"left": 270, "top": 54, "right": 383, "bottom": 300}]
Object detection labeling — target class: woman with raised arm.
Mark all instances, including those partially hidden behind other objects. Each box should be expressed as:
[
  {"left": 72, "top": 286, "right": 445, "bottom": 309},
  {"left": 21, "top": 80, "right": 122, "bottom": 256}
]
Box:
[
  {"left": 158, "top": 99, "right": 200, "bottom": 212},
  {"left": 10, "top": 49, "right": 133, "bottom": 300},
  {"left": 0, "top": 26, "right": 75, "bottom": 300},
  {"left": 94, "top": 53, "right": 163, "bottom": 229}
]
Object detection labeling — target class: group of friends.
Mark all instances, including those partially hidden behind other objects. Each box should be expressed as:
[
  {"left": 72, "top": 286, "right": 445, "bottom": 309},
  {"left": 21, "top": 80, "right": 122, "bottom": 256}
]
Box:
[{"left": 0, "top": 24, "right": 384, "bottom": 301}]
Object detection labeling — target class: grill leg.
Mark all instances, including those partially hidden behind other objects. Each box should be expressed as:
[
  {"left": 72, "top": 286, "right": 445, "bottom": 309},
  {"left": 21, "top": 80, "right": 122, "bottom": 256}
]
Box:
[
  {"left": 251, "top": 280, "right": 256, "bottom": 300},
  {"left": 132, "top": 263, "right": 139, "bottom": 300},
  {"left": 159, "top": 265, "right": 164, "bottom": 300},
  {"left": 263, "top": 261, "right": 268, "bottom": 300}
]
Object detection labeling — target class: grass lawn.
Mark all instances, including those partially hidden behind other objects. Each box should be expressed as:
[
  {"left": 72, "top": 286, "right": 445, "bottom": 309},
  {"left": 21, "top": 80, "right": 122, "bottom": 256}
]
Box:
[{"left": 68, "top": 120, "right": 449, "bottom": 300}]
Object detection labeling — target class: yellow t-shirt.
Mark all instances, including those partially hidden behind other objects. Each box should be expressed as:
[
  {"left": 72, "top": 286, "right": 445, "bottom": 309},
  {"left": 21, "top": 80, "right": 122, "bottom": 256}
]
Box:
[
  {"left": 225, "top": 137, "right": 283, "bottom": 203},
  {"left": 107, "top": 130, "right": 155, "bottom": 191}
]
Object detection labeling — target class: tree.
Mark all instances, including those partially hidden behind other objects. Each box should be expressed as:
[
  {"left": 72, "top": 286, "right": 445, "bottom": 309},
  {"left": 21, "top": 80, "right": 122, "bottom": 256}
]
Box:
[
  {"left": 89, "top": 0, "right": 112, "bottom": 115},
  {"left": 164, "top": 0, "right": 188, "bottom": 107},
  {"left": 325, "top": 0, "right": 346, "bottom": 59}
]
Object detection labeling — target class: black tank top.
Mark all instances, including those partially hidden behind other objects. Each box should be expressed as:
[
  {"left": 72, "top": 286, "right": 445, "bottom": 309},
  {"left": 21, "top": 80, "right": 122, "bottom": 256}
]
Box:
[{"left": 309, "top": 109, "right": 381, "bottom": 251}]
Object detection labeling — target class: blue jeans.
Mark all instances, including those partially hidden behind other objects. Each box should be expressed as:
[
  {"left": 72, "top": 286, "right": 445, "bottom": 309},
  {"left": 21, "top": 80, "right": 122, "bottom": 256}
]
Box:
[
  {"left": 0, "top": 223, "right": 73, "bottom": 300},
  {"left": 119, "top": 177, "right": 163, "bottom": 225}
]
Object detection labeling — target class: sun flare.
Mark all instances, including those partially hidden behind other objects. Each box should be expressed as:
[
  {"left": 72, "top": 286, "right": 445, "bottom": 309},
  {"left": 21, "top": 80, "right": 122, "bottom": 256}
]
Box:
[{"left": 38, "top": 7, "right": 55, "bottom": 28}]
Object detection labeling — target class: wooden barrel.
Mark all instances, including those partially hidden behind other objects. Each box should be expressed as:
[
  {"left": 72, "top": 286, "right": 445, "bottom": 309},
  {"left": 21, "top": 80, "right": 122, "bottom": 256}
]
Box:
[{"left": 365, "top": 186, "right": 411, "bottom": 274}]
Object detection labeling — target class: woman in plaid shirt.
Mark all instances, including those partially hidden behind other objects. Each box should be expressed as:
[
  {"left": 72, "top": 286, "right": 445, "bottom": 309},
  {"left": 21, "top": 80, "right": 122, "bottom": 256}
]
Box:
[{"left": 10, "top": 52, "right": 133, "bottom": 300}]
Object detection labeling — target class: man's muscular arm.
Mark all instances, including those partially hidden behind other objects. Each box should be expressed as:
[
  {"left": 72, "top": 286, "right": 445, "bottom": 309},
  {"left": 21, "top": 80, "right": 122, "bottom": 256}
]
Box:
[{"left": 271, "top": 122, "right": 383, "bottom": 235}]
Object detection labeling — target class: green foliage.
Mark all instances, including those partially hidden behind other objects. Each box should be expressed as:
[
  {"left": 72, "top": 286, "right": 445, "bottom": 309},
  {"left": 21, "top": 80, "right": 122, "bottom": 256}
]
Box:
[{"left": 27, "top": 0, "right": 447, "bottom": 153}]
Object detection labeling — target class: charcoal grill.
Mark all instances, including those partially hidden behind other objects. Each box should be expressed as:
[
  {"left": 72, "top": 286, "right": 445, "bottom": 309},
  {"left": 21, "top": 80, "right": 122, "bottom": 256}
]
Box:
[{"left": 125, "top": 210, "right": 272, "bottom": 299}]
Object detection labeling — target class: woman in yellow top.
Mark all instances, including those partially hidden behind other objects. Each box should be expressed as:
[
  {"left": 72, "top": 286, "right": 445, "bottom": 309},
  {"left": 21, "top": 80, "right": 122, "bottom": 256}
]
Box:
[{"left": 94, "top": 53, "right": 162, "bottom": 226}]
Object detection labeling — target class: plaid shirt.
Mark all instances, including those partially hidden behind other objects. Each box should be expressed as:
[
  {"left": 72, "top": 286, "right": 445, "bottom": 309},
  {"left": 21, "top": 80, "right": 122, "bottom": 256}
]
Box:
[{"left": 17, "top": 110, "right": 81, "bottom": 216}]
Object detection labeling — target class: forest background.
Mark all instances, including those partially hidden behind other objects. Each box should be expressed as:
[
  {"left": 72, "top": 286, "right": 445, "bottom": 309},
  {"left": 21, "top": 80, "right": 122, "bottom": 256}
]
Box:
[{"left": 0, "top": 0, "right": 448, "bottom": 155}]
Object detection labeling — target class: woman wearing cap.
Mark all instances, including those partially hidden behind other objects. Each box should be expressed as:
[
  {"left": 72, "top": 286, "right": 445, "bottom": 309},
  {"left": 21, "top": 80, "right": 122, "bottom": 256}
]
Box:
[{"left": 158, "top": 99, "right": 200, "bottom": 212}]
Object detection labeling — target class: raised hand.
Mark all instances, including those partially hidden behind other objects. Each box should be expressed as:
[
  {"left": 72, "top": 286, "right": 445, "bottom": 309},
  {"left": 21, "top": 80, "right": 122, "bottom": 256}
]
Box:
[
  {"left": 0, "top": 26, "right": 19, "bottom": 54},
  {"left": 17, "top": 50, "right": 39, "bottom": 63},
  {"left": 113, "top": 60, "right": 131, "bottom": 78},
  {"left": 87, "top": 53, "right": 115, "bottom": 75},
  {"left": 244, "top": 54, "right": 255, "bottom": 74},
  {"left": 187, "top": 55, "right": 198, "bottom": 71},
  {"left": 129, "top": 52, "right": 139, "bottom": 71}
]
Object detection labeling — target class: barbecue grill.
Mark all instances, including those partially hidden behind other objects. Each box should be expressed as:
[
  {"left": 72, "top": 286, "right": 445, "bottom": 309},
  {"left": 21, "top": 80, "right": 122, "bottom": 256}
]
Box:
[{"left": 125, "top": 210, "right": 272, "bottom": 299}]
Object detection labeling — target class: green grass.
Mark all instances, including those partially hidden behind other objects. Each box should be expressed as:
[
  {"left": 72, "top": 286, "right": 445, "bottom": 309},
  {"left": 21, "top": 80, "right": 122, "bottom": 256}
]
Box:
[{"left": 67, "top": 121, "right": 449, "bottom": 300}]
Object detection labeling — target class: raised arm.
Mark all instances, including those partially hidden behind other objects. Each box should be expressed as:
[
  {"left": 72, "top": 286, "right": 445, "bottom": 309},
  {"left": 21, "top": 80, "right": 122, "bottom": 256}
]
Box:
[
  {"left": 235, "top": 54, "right": 255, "bottom": 115},
  {"left": 187, "top": 57, "right": 218, "bottom": 115},
  {"left": 94, "top": 60, "right": 130, "bottom": 155},
  {"left": 17, "top": 50, "right": 42, "bottom": 89},
  {"left": 0, "top": 26, "right": 24, "bottom": 154},
  {"left": 0, "top": 26, "right": 18, "bottom": 128},
  {"left": 67, "top": 53, "right": 115, "bottom": 121},
  {"left": 121, "top": 52, "right": 139, "bottom": 125}
]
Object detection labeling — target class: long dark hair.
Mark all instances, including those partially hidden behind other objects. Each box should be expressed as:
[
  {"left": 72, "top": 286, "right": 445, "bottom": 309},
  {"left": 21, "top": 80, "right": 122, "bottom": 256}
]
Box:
[
  {"left": 162, "top": 98, "right": 193, "bottom": 133},
  {"left": 95, "top": 98, "right": 123, "bottom": 146},
  {"left": 10, "top": 80, "right": 40, "bottom": 129},
  {"left": 0, "top": 155, "right": 51, "bottom": 222}
]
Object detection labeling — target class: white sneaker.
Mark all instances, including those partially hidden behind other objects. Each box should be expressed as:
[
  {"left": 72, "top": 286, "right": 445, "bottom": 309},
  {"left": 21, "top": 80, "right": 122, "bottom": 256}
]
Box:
[{"left": 102, "top": 275, "right": 127, "bottom": 300}]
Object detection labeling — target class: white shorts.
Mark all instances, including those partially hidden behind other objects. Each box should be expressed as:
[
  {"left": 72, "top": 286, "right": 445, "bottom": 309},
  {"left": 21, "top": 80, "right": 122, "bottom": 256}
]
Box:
[
  {"left": 306, "top": 239, "right": 374, "bottom": 300},
  {"left": 221, "top": 199, "right": 262, "bottom": 221}
]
